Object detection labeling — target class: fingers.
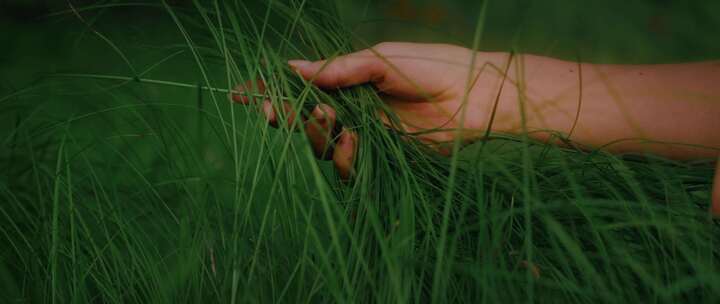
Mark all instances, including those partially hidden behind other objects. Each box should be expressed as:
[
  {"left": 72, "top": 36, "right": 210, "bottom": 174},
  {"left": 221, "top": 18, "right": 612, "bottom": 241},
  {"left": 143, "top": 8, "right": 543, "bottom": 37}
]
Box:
[
  {"left": 333, "top": 128, "right": 357, "bottom": 180},
  {"left": 305, "top": 104, "right": 357, "bottom": 180},
  {"left": 304, "top": 103, "right": 358, "bottom": 180},
  {"left": 305, "top": 105, "right": 358, "bottom": 180},
  {"left": 305, "top": 104, "right": 336, "bottom": 159},
  {"left": 261, "top": 100, "right": 276, "bottom": 123},
  {"left": 288, "top": 48, "right": 386, "bottom": 89},
  {"left": 260, "top": 100, "right": 300, "bottom": 129},
  {"left": 231, "top": 80, "right": 266, "bottom": 104},
  {"left": 233, "top": 77, "right": 358, "bottom": 181},
  {"left": 232, "top": 79, "right": 297, "bottom": 129}
]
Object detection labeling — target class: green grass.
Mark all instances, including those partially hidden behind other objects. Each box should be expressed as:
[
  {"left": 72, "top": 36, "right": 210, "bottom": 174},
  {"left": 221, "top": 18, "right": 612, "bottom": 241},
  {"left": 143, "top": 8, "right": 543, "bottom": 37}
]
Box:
[{"left": 1, "top": 0, "right": 719, "bottom": 303}]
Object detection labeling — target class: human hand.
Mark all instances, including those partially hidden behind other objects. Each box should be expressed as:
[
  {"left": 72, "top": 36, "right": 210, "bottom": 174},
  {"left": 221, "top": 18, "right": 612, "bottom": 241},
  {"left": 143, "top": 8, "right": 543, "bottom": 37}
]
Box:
[{"left": 233, "top": 42, "right": 509, "bottom": 179}]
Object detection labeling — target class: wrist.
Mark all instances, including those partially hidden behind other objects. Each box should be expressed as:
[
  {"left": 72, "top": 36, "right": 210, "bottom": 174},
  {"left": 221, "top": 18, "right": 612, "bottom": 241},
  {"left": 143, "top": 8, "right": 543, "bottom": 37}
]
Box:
[{"left": 468, "top": 51, "right": 520, "bottom": 137}]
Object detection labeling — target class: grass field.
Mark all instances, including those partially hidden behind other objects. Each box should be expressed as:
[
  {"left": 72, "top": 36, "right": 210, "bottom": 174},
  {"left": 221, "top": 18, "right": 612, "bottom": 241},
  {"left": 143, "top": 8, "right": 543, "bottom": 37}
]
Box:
[{"left": 1, "top": 1, "right": 719, "bottom": 303}]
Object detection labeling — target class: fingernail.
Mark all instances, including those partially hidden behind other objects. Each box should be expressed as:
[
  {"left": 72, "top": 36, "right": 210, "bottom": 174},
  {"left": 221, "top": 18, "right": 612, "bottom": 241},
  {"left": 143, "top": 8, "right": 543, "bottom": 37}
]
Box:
[
  {"left": 339, "top": 128, "right": 356, "bottom": 147},
  {"left": 338, "top": 127, "right": 348, "bottom": 145},
  {"left": 317, "top": 103, "right": 333, "bottom": 114},
  {"left": 288, "top": 59, "right": 311, "bottom": 71},
  {"left": 314, "top": 103, "right": 334, "bottom": 121},
  {"left": 262, "top": 101, "right": 275, "bottom": 122},
  {"left": 347, "top": 131, "right": 357, "bottom": 147},
  {"left": 312, "top": 106, "right": 326, "bottom": 124}
]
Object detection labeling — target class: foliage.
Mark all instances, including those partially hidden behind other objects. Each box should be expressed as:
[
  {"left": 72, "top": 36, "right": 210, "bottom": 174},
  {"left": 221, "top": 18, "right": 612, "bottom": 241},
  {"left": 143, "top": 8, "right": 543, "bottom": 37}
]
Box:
[{"left": 1, "top": 1, "right": 718, "bottom": 303}]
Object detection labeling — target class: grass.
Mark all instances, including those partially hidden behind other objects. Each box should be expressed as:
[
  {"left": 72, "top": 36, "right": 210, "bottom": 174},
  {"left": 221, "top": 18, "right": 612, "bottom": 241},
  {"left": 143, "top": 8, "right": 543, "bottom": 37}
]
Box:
[{"left": 1, "top": 0, "right": 719, "bottom": 303}]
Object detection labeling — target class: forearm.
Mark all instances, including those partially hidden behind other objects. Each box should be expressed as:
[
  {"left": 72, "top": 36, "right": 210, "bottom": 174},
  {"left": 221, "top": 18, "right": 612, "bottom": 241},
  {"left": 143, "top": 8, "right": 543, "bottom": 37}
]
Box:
[{"left": 480, "top": 53, "right": 720, "bottom": 159}]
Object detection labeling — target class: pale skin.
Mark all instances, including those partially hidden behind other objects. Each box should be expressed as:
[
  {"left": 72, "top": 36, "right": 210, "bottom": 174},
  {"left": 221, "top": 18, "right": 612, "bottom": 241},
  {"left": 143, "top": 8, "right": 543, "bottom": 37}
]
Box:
[{"left": 232, "top": 42, "right": 720, "bottom": 216}]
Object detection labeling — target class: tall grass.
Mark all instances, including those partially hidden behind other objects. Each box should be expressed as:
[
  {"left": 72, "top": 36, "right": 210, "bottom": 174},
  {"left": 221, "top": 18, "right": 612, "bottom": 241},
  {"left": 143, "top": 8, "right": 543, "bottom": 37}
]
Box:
[{"left": 1, "top": 0, "right": 718, "bottom": 303}]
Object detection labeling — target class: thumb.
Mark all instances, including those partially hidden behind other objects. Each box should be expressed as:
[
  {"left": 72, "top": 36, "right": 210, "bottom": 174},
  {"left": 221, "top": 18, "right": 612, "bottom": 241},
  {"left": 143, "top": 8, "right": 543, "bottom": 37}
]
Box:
[{"left": 288, "top": 48, "right": 386, "bottom": 89}]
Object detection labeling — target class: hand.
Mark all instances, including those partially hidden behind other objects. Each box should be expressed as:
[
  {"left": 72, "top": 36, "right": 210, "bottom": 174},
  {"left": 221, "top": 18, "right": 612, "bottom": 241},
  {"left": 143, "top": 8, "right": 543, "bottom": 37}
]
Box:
[
  {"left": 234, "top": 42, "right": 720, "bottom": 217},
  {"left": 233, "top": 42, "right": 508, "bottom": 179}
]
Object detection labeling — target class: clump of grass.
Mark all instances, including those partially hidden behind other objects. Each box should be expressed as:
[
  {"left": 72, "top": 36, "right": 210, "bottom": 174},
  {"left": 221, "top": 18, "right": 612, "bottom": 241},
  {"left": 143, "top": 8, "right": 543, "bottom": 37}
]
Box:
[{"left": 0, "top": 1, "right": 718, "bottom": 303}]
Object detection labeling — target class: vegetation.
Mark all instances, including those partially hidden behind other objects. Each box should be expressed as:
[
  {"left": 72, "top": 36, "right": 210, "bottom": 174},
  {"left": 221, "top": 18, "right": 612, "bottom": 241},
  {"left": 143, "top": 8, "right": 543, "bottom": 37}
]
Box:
[{"left": 1, "top": 1, "right": 718, "bottom": 303}]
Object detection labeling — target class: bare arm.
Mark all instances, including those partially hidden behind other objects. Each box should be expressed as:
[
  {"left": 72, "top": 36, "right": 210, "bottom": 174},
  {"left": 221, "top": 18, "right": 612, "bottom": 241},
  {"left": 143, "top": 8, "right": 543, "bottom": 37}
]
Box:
[
  {"left": 235, "top": 42, "right": 720, "bottom": 215},
  {"left": 481, "top": 54, "right": 720, "bottom": 215},
  {"left": 481, "top": 54, "right": 720, "bottom": 159}
]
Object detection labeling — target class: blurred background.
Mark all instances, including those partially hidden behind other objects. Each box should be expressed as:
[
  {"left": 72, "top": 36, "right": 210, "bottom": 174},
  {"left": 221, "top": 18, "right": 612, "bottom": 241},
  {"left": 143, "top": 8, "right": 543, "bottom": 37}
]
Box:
[
  {"left": 3, "top": 0, "right": 720, "bottom": 63},
  {"left": 4, "top": 0, "right": 720, "bottom": 93},
  {"left": 3, "top": 1, "right": 719, "bottom": 141},
  {"left": 3, "top": 0, "right": 719, "bottom": 97},
  {"left": 0, "top": 0, "right": 720, "bottom": 103}
]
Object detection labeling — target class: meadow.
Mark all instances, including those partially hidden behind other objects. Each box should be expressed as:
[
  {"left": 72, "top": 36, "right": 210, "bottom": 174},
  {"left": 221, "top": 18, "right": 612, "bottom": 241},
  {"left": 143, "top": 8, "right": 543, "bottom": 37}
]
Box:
[{"left": 1, "top": 1, "right": 719, "bottom": 303}]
